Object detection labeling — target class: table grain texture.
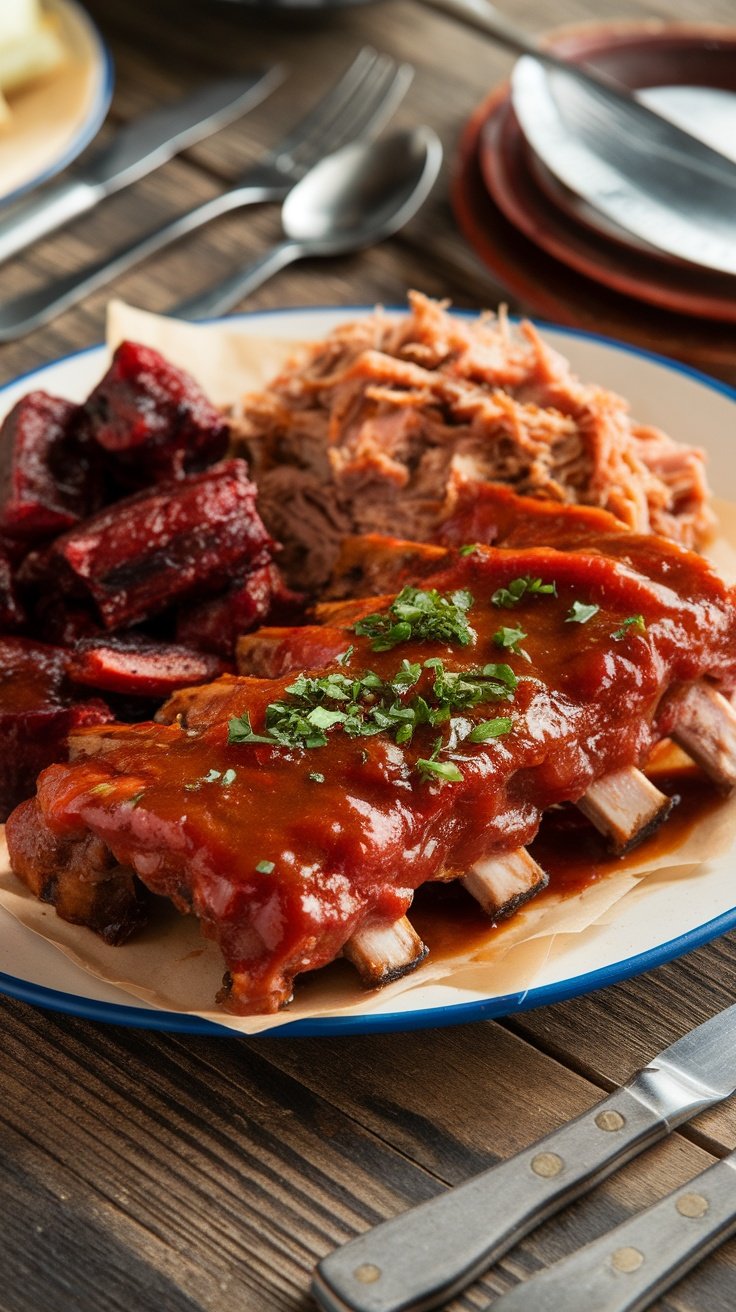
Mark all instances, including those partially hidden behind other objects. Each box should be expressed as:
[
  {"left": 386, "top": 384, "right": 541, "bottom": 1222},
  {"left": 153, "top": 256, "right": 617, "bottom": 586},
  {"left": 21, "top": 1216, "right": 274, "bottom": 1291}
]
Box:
[{"left": 2, "top": 1, "right": 736, "bottom": 1309}]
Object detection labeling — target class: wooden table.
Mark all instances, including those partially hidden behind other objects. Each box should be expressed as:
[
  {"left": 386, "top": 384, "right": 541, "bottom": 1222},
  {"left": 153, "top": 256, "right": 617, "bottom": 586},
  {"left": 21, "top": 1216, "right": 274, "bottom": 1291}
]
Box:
[{"left": 2, "top": 2, "right": 736, "bottom": 1309}]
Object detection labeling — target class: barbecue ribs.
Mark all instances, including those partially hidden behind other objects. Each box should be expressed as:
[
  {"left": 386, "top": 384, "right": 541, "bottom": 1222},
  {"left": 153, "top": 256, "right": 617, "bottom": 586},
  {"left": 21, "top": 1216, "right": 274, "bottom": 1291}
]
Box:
[{"left": 7, "top": 506, "right": 736, "bottom": 1014}]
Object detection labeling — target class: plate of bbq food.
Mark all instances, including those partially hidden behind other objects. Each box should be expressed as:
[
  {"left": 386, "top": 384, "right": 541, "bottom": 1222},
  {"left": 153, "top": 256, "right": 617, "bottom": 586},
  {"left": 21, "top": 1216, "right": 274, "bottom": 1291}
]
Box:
[{"left": 1, "top": 292, "right": 736, "bottom": 1036}]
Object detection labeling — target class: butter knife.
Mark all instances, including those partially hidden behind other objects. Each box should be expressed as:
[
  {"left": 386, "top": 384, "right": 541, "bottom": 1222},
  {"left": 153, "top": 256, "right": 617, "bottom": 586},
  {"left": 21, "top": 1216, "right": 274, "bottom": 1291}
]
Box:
[
  {"left": 491, "top": 1151, "right": 736, "bottom": 1312},
  {"left": 0, "top": 69, "right": 284, "bottom": 266},
  {"left": 313, "top": 1003, "right": 736, "bottom": 1312}
]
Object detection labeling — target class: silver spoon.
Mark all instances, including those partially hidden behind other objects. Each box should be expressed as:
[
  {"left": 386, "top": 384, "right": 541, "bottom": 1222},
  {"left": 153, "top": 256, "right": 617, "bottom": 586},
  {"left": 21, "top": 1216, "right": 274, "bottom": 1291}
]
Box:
[{"left": 171, "top": 126, "right": 442, "bottom": 320}]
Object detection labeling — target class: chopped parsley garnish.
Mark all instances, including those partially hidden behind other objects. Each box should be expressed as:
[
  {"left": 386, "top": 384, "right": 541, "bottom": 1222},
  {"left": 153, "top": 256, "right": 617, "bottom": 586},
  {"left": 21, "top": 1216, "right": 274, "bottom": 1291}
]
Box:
[
  {"left": 353, "top": 585, "right": 476, "bottom": 651},
  {"left": 492, "top": 625, "right": 530, "bottom": 661},
  {"left": 612, "top": 614, "right": 646, "bottom": 640},
  {"left": 308, "top": 771, "right": 325, "bottom": 784},
  {"left": 255, "top": 860, "right": 275, "bottom": 875},
  {"left": 459, "top": 543, "right": 482, "bottom": 557},
  {"left": 221, "top": 769, "right": 237, "bottom": 786},
  {"left": 467, "top": 716, "right": 513, "bottom": 743},
  {"left": 492, "top": 576, "right": 557, "bottom": 608},
  {"left": 203, "top": 768, "right": 221, "bottom": 783},
  {"left": 416, "top": 736, "right": 463, "bottom": 784},
  {"left": 566, "top": 600, "right": 600, "bottom": 625},
  {"left": 416, "top": 756, "right": 464, "bottom": 784},
  {"left": 336, "top": 645, "right": 354, "bottom": 666},
  {"left": 226, "top": 658, "right": 517, "bottom": 772}
]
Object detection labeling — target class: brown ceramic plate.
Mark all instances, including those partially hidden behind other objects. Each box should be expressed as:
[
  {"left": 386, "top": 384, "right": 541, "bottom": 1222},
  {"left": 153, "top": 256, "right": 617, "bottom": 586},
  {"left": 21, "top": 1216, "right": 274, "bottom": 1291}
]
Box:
[
  {"left": 451, "top": 80, "right": 736, "bottom": 371},
  {"left": 508, "top": 24, "right": 736, "bottom": 258},
  {"left": 478, "top": 97, "right": 736, "bottom": 322}
]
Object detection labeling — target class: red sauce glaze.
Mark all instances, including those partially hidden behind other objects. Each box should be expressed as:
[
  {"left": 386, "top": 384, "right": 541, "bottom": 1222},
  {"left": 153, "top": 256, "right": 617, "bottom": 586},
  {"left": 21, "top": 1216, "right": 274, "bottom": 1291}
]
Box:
[{"left": 16, "top": 537, "right": 736, "bottom": 1015}]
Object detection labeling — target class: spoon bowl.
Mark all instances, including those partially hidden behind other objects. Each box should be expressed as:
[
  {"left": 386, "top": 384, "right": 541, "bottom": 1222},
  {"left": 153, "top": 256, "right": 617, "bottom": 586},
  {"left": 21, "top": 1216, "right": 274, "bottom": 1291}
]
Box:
[{"left": 283, "top": 127, "right": 442, "bottom": 251}]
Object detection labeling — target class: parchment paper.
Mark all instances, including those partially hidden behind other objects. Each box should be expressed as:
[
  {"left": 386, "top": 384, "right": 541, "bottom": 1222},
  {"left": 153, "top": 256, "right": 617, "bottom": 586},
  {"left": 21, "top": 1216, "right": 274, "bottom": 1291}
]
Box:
[{"left": 0, "top": 302, "right": 734, "bottom": 1035}]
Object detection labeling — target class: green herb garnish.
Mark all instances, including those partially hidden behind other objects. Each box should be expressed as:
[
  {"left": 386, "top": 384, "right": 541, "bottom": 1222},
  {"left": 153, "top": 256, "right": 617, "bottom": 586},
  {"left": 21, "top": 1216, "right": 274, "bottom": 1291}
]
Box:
[
  {"left": 416, "top": 736, "right": 463, "bottom": 784},
  {"left": 127, "top": 790, "right": 145, "bottom": 808},
  {"left": 255, "top": 860, "right": 275, "bottom": 875},
  {"left": 492, "top": 625, "right": 530, "bottom": 661},
  {"left": 459, "top": 543, "right": 482, "bottom": 557},
  {"left": 308, "top": 771, "right": 325, "bottom": 784},
  {"left": 566, "top": 600, "right": 600, "bottom": 625},
  {"left": 226, "top": 658, "right": 516, "bottom": 762},
  {"left": 354, "top": 585, "right": 476, "bottom": 652},
  {"left": 221, "top": 769, "right": 237, "bottom": 786},
  {"left": 612, "top": 614, "right": 646, "bottom": 640},
  {"left": 466, "top": 716, "right": 513, "bottom": 743},
  {"left": 492, "top": 576, "right": 557, "bottom": 608}
]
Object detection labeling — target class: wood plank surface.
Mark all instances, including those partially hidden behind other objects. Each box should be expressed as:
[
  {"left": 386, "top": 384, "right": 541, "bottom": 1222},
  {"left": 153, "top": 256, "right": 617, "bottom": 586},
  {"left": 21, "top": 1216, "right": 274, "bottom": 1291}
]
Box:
[{"left": 2, "top": 0, "right": 736, "bottom": 1309}]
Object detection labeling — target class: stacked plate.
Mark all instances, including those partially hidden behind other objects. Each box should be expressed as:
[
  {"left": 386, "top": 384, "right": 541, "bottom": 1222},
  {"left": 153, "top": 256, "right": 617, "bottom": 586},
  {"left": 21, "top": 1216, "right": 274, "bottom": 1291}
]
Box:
[{"left": 452, "top": 24, "right": 736, "bottom": 366}]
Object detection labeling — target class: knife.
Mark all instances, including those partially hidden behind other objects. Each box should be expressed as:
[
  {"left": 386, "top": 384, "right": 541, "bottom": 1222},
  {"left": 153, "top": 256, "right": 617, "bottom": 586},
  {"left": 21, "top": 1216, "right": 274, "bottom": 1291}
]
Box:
[
  {"left": 313, "top": 1003, "right": 736, "bottom": 1312},
  {"left": 0, "top": 69, "right": 285, "bottom": 267},
  {"left": 490, "top": 1151, "right": 736, "bottom": 1312}
]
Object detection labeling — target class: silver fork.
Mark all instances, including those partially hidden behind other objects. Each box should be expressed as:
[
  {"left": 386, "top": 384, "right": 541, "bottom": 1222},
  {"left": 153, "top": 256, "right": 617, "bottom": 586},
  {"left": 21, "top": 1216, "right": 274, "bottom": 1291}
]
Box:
[{"left": 0, "top": 48, "right": 413, "bottom": 343}]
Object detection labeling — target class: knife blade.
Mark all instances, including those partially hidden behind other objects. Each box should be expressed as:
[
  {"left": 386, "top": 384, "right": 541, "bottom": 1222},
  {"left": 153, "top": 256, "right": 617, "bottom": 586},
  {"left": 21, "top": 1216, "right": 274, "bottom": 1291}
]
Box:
[
  {"left": 313, "top": 1003, "right": 736, "bottom": 1312},
  {"left": 0, "top": 68, "right": 285, "bottom": 267}
]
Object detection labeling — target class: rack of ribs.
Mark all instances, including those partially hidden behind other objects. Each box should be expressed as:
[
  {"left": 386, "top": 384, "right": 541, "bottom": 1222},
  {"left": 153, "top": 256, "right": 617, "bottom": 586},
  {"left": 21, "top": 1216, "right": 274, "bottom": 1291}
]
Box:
[{"left": 6, "top": 513, "right": 736, "bottom": 1015}]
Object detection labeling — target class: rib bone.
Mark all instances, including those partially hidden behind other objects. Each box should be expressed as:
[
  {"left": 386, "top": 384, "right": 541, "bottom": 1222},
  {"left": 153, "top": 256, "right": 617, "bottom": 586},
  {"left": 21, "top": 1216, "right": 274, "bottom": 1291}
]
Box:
[
  {"left": 344, "top": 915, "right": 428, "bottom": 986},
  {"left": 461, "top": 848, "right": 548, "bottom": 918},
  {"left": 576, "top": 765, "right": 674, "bottom": 854},
  {"left": 670, "top": 683, "right": 736, "bottom": 791}
]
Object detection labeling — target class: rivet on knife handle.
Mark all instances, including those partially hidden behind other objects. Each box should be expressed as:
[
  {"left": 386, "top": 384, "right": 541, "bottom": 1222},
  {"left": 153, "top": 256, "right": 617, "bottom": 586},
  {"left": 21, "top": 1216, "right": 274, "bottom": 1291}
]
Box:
[
  {"left": 313, "top": 1084, "right": 668, "bottom": 1312},
  {"left": 490, "top": 1153, "right": 736, "bottom": 1312}
]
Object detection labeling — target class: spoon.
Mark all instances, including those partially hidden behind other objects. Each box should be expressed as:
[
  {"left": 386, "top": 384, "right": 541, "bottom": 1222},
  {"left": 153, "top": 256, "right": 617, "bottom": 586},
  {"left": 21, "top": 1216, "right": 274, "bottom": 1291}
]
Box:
[{"left": 171, "top": 126, "right": 442, "bottom": 320}]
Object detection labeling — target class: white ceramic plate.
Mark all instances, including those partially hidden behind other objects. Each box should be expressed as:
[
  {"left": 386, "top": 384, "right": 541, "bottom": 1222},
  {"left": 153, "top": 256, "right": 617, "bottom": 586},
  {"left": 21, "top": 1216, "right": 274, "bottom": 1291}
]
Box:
[
  {"left": 1, "top": 306, "right": 735, "bottom": 1037},
  {"left": 0, "top": 0, "right": 113, "bottom": 208}
]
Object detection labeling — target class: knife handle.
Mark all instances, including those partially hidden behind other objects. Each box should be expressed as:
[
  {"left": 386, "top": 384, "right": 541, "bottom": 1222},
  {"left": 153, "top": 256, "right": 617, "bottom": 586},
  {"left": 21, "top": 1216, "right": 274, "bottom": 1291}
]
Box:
[
  {"left": 0, "top": 179, "right": 99, "bottom": 266},
  {"left": 489, "top": 1154, "right": 736, "bottom": 1312},
  {"left": 313, "top": 1084, "right": 668, "bottom": 1312}
]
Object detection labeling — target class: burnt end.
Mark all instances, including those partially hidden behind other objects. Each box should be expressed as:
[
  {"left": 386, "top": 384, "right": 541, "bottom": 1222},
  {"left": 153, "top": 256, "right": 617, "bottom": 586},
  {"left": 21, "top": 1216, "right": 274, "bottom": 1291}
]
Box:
[
  {"left": 0, "top": 391, "right": 98, "bottom": 540},
  {"left": 43, "top": 459, "right": 273, "bottom": 631},
  {"left": 67, "top": 635, "right": 224, "bottom": 698},
  {"left": 83, "top": 340, "right": 229, "bottom": 488},
  {"left": 0, "top": 547, "right": 25, "bottom": 629},
  {"left": 177, "top": 560, "right": 284, "bottom": 659},
  {"left": 0, "top": 637, "right": 113, "bottom": 819}
]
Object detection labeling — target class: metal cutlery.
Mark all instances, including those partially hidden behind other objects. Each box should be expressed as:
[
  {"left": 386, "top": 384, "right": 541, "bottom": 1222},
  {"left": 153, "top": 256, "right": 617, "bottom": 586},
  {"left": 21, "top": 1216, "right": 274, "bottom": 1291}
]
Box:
[
  {"left": 0, "top": 71, "right": 285, "bottom": 266},
  {"left": 171, "top": 126, "right": 442, "bottom": 320},
  {"left": 425, "top": 0, "right": 736, "bottom": 274},
  {"left": 0, "top": 48, "right": 412, "bottom": 342},
  {"left": 492, "top": 1151, "right": 736, "bottom": 1312},
  {"left": 313, "top": 1002, "right": 736, "bottom": 1312}
]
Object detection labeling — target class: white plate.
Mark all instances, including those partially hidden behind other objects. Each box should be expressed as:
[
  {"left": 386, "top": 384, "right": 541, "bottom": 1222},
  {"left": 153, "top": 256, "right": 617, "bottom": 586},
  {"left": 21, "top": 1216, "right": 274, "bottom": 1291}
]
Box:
[
  {"left": 0, "top": 0, "right": 113, "bottom": 208},
  {"left": 1, "top": 306, "right": 735, "bottom": 1037}
]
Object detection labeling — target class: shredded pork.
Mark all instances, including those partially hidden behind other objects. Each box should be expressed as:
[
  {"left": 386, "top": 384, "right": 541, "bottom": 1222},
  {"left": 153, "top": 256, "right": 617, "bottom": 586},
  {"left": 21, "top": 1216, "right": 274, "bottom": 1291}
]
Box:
[{"left": 231, "top": 293, "right": 714, "bottom": 591}]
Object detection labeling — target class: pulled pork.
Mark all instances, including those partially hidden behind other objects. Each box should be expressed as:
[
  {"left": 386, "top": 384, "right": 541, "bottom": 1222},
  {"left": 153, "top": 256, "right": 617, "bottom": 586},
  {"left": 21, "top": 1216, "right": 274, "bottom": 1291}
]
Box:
[{"left": 231, "top": 292, "right": 714, "bottom": 592}]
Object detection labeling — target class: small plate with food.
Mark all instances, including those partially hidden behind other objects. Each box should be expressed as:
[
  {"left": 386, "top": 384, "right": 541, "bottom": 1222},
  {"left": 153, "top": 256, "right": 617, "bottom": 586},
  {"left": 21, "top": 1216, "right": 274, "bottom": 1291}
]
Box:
[
  {"left": 0, "top": 0, "right": 112, "bottom": 208},
  {"left": 1, "top": 296, "right": 736, "bottom": 1036}
]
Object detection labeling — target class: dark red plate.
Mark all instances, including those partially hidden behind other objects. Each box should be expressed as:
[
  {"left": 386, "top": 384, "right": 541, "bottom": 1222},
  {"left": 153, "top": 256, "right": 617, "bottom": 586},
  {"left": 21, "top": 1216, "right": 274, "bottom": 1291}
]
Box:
[
  {"left": 450, "top": 75, "right": 736, "bottom": 372},
  {"left": 478, "top": 96, "right": 736, "bottom": 322}
]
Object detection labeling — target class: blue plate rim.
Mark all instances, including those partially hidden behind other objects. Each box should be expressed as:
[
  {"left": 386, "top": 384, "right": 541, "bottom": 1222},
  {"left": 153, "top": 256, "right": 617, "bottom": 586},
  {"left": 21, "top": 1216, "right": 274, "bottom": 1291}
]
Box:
[
  {"left": 0, "top": 0, "right": 114, "bottom": 211},
  {"left": 1, "top": 304, "right": 735, "bottom": 1036}
]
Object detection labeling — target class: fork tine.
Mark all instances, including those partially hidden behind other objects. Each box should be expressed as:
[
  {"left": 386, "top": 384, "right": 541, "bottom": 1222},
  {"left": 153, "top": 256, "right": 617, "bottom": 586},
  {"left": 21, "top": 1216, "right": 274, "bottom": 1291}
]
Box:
[
  {"left": 290, "top": 57, "right": 415, "bottom": 173},
  {"left": 265, "top": 47, "right": 381, "bottom": 169}
]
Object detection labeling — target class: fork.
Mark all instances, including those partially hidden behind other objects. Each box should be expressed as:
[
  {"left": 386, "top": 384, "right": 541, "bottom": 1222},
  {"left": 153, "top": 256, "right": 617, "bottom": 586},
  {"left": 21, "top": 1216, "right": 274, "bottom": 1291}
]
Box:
[{"left": 0, "top": 48, "right": 413, "bottom": 343}]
